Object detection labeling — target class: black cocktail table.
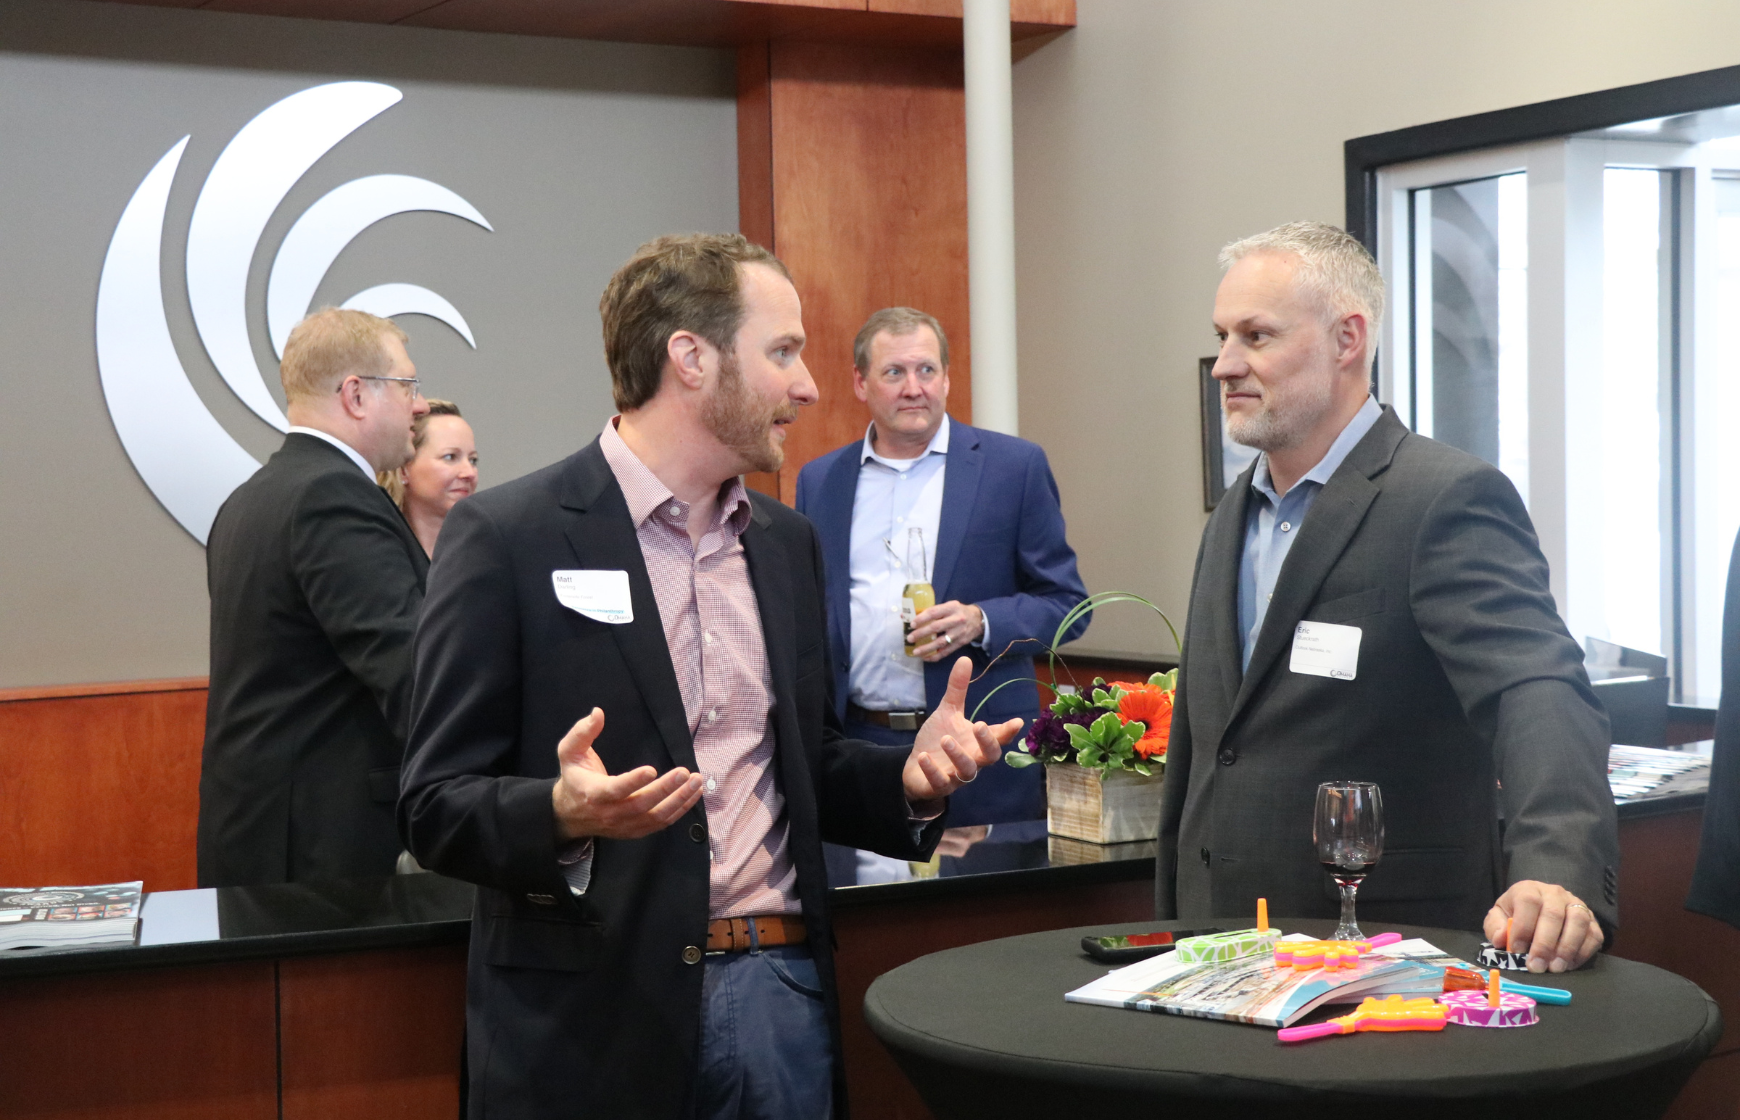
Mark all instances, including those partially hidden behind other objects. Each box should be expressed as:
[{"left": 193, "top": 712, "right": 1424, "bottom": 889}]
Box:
[{"left": 864, "top": 919, "right": 1722, "bottom": 1120}]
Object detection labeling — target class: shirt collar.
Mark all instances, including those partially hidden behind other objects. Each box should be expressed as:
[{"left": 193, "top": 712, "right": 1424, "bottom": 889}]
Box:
[
  {"left": 287, "top": 426, "right": 375, "bottom": 479},
  {"left": 860, "top": 413, "right": 951, "bottom": 469},
  {"left": 1250, "top": 395, "right": 1383, "bottom": 502},
  {"left": 599, "top": 417, "right": 752, "bottom": 534}
]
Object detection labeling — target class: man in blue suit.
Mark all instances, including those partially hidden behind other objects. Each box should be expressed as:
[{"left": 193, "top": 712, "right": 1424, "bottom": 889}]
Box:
[{"left": 795, "top": 307, "right": 1088, "bottom": 840}]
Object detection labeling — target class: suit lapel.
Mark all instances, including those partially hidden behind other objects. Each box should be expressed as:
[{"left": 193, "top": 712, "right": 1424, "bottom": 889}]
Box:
[
  {"left": 741, "top": 501, "right": 796, "bottom": 713},
  {"left": 1223, "top": 410, "right": 1406, "bottom": 732},
  {"left": 814, "top": 449, "right": 860, "bottom": 668},
  {"left": 1199, "top": 464, "right": 1255, "bottom": 730},
  {"left": 931, "top": 422, "right": 983, "bottom": 599},
  {"left": 557, "top": 442, "right": 697, "bottom": 773}
]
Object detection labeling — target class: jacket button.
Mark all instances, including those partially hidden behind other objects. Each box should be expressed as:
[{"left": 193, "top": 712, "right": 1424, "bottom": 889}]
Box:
[
  {"left": 1201, "top": 848, "right": 1211, "bottom": 866},
  {"left": 1216, "top": 748, "right": 1237, "bottom": 766},
  {"left": 682, "top": 945, "right": 703, "bottom": 965},
  {"left": 689, "top": 822, "right": 706, "bottom": 843}
]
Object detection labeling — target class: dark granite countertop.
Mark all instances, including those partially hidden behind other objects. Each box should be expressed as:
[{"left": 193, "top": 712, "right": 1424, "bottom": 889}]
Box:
[{"left": 0, "top": 778, "right": 1705, "bottom": 980}]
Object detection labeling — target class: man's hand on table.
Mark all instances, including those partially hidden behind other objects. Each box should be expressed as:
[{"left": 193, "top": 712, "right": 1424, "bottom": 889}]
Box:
[
  {"left": 1484, "top": 879, "right": 1604, "bottom": 973},
  {"left": 551, "top": 708, "right": 705, "bottom": 841},
  {"left": 902, "top": 657, "right": 1023, "bottom": 811},
  {"left": 907, "top": 601, "right": 986, "bottom": 662}
]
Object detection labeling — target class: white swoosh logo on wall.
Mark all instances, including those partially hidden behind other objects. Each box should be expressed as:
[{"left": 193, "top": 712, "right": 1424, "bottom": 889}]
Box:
[{"left": 94, "top": 81, "right": 490, "bottom": 543}]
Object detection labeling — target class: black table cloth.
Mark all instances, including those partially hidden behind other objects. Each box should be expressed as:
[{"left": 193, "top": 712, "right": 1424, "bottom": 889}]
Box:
[{"left": 865, "top": 919, "right": 1722, "bottom": 1120}]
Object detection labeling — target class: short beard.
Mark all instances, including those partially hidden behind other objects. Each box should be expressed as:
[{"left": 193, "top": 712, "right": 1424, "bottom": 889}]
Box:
[
  {"left": 700, "top": 349, "right": 795, "bottom": 474},
  {"left": 1223, "top": 373, "right": 1335, "bottom": 453}
]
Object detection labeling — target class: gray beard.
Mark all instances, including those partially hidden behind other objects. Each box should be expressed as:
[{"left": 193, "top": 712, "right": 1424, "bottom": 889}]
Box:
[{"left": 1224, "top": 376, "right": 1335, "bottom": 453}]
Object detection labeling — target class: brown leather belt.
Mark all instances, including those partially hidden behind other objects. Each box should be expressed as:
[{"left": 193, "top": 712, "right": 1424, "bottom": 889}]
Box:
[
  {"left": 705, "top": 914, "right": 807, "bottom": 954},
  {"left": 847, "top": 702, "right": 928, "bottom": 732}
]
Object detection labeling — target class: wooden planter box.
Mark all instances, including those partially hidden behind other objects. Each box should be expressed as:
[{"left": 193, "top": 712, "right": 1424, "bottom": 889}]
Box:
[{"left": 1045, "top": 761, "right": 1163, "bottom": 844}]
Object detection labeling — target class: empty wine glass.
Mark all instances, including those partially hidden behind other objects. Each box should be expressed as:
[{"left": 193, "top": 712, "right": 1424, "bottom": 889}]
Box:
[{"left": 1314, "top": 781, "right": 1384, "bottom": 941}]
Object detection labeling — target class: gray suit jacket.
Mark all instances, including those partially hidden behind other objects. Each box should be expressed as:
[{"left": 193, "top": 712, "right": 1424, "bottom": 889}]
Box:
[{"left": 1156, "top": 408, "right": 1619, "bottom": 934}]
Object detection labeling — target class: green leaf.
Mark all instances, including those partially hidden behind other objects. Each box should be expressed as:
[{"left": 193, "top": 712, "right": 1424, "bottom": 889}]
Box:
[
  {"left": 1149, "top": 668, "right": 1178, "bottom": 691},
  {"left": 1005, "top": 751, "right": 1036, "bottom": 768},
  {"left": 1133, "top": 761, "right": 1152, "bottom": 777}
]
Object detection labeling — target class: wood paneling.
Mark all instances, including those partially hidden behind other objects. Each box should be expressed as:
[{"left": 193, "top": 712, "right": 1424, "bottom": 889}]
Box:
[
  {"left": 758, "top": 39, "right": 972, "bottom": 501},
  {"left": 0, "top": 961, "right": 277, "bottom": 1120},
  {"left": 1614, "top": 810, "right": 1740, "bottom": 1119},
  {"left": 832, "top": 876, "right": 1153, "bottom": 1120},
  {"left": 279, "top": 946, "right": 468, "bottom": 1120},
  {"left": 394, "top": 0, "right": 1071, "bottom": 49},
  {"left": 0, "top": 682, "right": 206, "bottom": 890}
]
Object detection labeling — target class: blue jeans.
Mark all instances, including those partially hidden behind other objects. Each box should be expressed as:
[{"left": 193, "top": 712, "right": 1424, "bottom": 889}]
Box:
[{"left": 694, "top": 944, "right": 832, "bottom": 1120}]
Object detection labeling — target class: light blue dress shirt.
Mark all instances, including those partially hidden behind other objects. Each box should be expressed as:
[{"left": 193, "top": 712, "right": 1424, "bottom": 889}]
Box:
[
  {"left": 1237, "top": 396, "right": 1383, "bottom": 671},
  {"left": 847, "top": 417, "right": 951, "bottom": 710}
]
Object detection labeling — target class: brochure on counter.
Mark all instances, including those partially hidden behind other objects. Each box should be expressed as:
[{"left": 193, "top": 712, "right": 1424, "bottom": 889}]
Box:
[
  {"left": 1064, "top": 934, "right": 1459, "bottom": 1028},
  {"left": 0, "top": 882, "right": 144, "bottom": 953}
]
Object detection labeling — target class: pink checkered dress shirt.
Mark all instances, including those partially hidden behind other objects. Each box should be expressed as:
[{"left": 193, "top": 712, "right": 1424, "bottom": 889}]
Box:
[{"left": 597, "top": 419, "right": 799, "bottom": 919}]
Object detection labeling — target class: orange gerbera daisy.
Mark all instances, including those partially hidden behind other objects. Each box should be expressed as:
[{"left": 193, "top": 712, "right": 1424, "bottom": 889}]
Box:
[{"left": 1112, "top": 681, "right": 1173, "bottom": 760}]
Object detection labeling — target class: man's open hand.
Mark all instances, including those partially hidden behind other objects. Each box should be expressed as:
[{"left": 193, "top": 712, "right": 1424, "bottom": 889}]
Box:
[
  {"left": 1484, "top": 880, "right": 1604, "bottom": 974},
  {"left": 902, "top": 657, "right": 1023, "bottom": 808},
  {"left": 551, "top": 708, "right": 705, "bottom": 841}
]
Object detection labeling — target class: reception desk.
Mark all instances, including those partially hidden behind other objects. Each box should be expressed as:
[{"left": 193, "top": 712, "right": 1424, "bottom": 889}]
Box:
[{"left": 1, "top": 790, "right": 1733, "bottom": 1120}]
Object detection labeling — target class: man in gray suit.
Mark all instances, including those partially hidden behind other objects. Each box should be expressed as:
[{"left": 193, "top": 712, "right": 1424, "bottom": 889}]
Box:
[{"left": 1156, "top": 222, "right": 1617, "bottom": 974}]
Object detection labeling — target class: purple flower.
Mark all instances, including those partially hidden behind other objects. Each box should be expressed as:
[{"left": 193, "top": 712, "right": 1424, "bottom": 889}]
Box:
[{"left": 1025, "top": 710, "right": 1096, "bottom": 760}]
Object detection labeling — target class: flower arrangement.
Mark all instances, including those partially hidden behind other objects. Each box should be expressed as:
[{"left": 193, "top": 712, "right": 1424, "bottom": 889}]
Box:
[{"left": 985, "top": 591, "right": 1180, "bottom": 780}]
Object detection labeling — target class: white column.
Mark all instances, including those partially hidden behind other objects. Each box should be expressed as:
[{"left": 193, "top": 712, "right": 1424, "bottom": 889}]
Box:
[{"left": 963, "top": 0, "right": 1019, "bottom": 435}]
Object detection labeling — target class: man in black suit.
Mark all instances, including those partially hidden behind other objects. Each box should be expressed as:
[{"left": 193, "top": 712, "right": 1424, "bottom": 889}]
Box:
[
  {"left": 400, "top": 233, "right": 1017, "bottom": 1119},
  {"left": 1156, "top": 222, "right": 1618, "bottom": 974},
  {"left": 199, "top": 308, "right": 430, "bottom": 887}
]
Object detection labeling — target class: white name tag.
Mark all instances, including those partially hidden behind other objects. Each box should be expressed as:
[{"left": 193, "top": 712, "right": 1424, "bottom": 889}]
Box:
[
  {"left": 551, "top": 570, "right": 633, "bottom": 625},
  {"left": 1289, "top": 620, "right": 1361, "bottom": 680}
]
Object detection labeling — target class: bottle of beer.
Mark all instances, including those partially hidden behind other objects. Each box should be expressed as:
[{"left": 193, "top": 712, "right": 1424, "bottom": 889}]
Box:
[{"left": 900, "top": 527, "right": 935, "bottom": 657}]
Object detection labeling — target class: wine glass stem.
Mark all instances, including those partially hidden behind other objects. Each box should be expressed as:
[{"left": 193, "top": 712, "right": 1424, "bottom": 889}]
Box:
[{"left": 1337, "top": 881, "right": 1362, "bottom": 939}]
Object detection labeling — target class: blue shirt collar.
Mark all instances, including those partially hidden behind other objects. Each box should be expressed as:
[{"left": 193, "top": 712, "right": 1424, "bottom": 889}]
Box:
[
  {"left": 860, "top": 413, "right": 951, "bottom": 470},
  {"left": 1250, "top": 396, "right": 1382, "bottom": 503}
]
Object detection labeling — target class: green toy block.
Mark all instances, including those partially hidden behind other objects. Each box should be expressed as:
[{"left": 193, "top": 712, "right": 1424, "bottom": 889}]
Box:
[{"left": 1172, "top": 927, "right": 1280, "bottom": 964}]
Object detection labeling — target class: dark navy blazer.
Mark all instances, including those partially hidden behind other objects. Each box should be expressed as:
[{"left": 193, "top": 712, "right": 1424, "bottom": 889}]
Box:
[{"left": 795, "top": 420, "right": 1089, "bottom": 824}]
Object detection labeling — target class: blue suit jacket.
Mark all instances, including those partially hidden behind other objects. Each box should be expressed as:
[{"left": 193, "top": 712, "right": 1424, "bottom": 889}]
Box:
[{"left": 795, "top": 421, "right": 1089, "bottom": 824}]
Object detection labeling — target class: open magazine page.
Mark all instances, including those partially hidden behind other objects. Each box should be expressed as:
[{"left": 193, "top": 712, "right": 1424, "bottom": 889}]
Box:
[{"left": 1066, "top": 943, "right": 1428, "bottom": 1028}]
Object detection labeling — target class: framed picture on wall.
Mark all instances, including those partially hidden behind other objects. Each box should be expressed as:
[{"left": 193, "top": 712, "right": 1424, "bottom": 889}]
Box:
[{"left": 1199, "top": 357, "right": 1259, "bottom": 510}]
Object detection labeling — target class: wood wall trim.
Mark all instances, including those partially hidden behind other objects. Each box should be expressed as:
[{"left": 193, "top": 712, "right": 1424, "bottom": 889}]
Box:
[
  {"left": 760, "top": 39, "right": 972, "bottom": 499},
  {"left": 143, "top": 0, "right": 1077, "bottom": 49},
  {"left": 0, "top": 676, "right": 209, "bottom": 704}
]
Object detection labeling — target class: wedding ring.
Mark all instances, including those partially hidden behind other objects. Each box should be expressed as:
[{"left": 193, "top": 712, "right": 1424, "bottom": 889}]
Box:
[
  {"left": 943, "top": 633, "right": 952, "bottom": 645},
  {"left": 1569, "top": 902, "right": 1592, "bottom": 915},
  {"left": 957, "top": 769, "right": 976, "bottom": 783}
]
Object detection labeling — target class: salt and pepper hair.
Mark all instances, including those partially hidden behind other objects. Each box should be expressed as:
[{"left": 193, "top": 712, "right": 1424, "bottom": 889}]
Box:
[
  {"left": 853, "top": 307, "right": 950, "bottom": 374},
  {"left": 1219, "top": 222, "right": 1386, "bottom": 370},
  {"left": 377, "top": 399, "right": 463, "bottom": 510}
]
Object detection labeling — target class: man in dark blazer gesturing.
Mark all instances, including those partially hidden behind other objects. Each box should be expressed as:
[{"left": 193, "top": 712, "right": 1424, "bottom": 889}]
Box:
[
  {"left": 1157, "top": 222, "right": 1618, "bottom": 975},
  {"left": 400, "top": 234, "right": 1018, "bottom": 1119},
  {"left": 795, "top": 307, "right": 1089, "bottom": 829},
  {"left": 199, "top": 309, "right": 430, "bottom": 886}
]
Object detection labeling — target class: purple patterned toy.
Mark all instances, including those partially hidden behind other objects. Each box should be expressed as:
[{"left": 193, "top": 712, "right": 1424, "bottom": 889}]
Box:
[{"left": 1441, "top": 989, "right": 1539, "bottom": 1028}]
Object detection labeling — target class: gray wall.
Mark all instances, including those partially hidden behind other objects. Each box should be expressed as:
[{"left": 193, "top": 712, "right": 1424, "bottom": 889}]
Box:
[
  {"left": 1015, "top": 0, "right": 1740, "bottom": 660},
  {"left": 0, "top": 1, "right": 736, "bottom": 687}
]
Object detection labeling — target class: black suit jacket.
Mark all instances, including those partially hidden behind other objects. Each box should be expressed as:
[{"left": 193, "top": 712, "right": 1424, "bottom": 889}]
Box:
[
  {"left": 400, "top": 439, "right": 939, "bottom": 1119},
  {"left": 1687, "top": 526, "right": 1740, "bottom": 929},
  {"left": 198, "top": 433, "right": 428, "bottom": 887},
  {"left": 1157, "top": 409, "right": 1620, "bottom": 933}
]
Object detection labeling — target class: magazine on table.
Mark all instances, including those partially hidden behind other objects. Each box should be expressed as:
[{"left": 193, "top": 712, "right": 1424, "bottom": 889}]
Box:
[
  {"left": 0, "top": 882, "right": 144, "bottom": 953},
  {"left": 1064, "top": 933, "right": 1446, "bottom": 1028}
]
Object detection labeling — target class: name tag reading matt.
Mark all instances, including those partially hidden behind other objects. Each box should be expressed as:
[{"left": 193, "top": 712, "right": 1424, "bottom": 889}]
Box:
[
  {"left": 1289, "top": 620, "right": 1361, "bottom": 680},
  {"left": 551, "top": 570, "right": 633, "bottom": 625}
]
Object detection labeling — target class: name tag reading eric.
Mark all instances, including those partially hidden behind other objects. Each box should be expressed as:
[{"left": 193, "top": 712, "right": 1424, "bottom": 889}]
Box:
[
  {"left": 1289, "top": 620, "right": 1361, "bottom": 680},
  {"left": 551, "top": 570, "right": 633, "bottom": 625}
]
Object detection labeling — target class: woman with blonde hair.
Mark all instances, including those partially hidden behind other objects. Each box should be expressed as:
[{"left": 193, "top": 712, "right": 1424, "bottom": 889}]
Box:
[{"left": 378, "top": 399, "right": 478, "bottom": 557}]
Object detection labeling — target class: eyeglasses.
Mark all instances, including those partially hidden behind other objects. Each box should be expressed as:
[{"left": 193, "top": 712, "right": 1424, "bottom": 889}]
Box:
[{"left": 348, "top": 375, "right": 423, "bottom": 399}]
